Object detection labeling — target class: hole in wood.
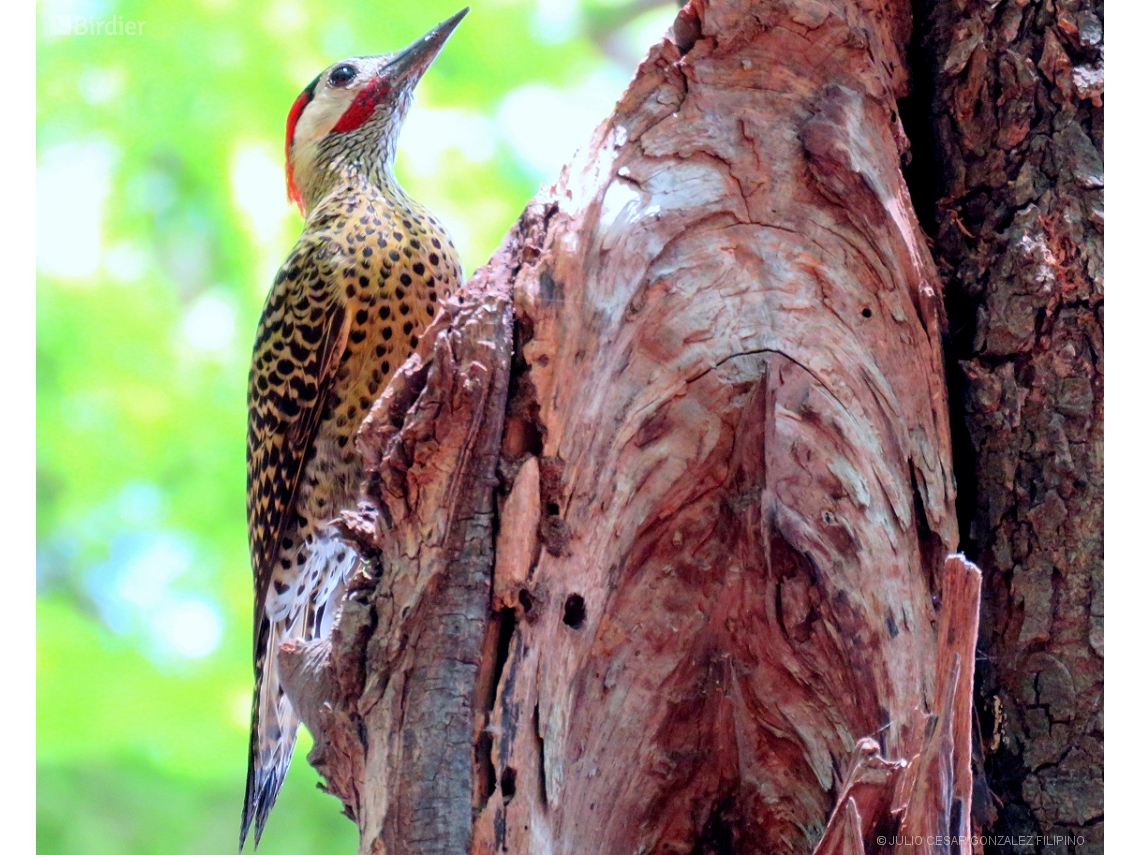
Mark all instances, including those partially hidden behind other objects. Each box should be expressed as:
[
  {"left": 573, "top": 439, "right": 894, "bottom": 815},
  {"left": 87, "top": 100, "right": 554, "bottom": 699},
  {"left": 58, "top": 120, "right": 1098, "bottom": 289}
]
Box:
[
  {"left": 563, "top": 594, "right": 586, "bottom": 629},
  {"left": 491, "top": 607, "right": 517, "bottom": 697},
  {"left": 501, "top": 766, "right": 517, "bottom": 803},
  {"left": 862, "top": 307, "right": 873, "bottom": 318},
  {"left": 474, "top": 730, "right": 495, "bottom": 808},
  {"left": 533, "top": 703, "right": 548, "bottom": 808},
  {"left": 546, "top": 502, "right": 560, "bottom": 516}
]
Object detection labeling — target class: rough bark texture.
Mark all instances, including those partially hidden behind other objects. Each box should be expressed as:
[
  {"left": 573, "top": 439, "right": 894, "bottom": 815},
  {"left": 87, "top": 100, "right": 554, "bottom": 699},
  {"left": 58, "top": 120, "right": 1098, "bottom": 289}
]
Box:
[
  {"left": 280, "top": 271, "right": 515, "bottom": 854},
  {"left": 275, "top": 0, "right": 1008, "bottom": 852},
  {"left": 909, "top": 0, "right": 1103, "bottom": 849}
]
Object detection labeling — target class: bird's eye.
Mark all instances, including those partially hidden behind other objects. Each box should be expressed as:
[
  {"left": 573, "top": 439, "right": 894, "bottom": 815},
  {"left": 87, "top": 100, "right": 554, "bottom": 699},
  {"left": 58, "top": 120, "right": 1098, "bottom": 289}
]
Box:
[{"left": 328, "top": 65, "right": 357, "bottom": 87}]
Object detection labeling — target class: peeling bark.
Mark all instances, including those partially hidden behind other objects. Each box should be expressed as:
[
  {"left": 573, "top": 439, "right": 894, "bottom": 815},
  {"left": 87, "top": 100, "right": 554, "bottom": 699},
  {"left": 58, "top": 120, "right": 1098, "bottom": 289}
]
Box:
[
  {"left": 910, "top": 0, "right": 1103, "bottom": 849},
  {"left": 274, "top": 0, "right": 1013, "bottom": 852}
]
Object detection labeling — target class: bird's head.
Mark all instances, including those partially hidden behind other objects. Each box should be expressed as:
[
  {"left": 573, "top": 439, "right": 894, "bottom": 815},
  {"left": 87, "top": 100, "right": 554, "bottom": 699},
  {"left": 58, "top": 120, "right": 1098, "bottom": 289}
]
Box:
[{"left": 284, "top": 8, "right": 467, "bottom": 216}]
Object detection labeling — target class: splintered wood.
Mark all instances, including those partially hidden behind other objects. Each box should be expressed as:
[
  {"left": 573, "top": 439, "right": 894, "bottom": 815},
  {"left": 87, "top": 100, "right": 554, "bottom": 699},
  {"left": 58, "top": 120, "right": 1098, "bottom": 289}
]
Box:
[{"left": 278, "top": 1, "right": 982, "bottom": 853}]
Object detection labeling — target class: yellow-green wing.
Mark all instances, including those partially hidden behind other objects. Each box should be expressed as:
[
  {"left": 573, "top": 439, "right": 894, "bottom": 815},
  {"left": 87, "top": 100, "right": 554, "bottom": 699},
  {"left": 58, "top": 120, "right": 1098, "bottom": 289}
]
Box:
[{"left": 246, "top": 237, "right": 348, "bottom": 627}]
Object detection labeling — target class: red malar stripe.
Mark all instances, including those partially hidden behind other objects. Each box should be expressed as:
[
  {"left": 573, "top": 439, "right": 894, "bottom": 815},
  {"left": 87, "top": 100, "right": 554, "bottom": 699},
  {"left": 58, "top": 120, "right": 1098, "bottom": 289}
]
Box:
[{"left": 331, "top": 77, "right": 389, "bottom": 133}]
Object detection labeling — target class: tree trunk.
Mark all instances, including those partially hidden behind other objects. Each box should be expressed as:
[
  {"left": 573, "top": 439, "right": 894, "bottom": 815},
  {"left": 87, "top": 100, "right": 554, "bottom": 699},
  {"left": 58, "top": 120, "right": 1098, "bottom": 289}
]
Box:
[
  {"left": 911, "top": 0, "right": 1103, "bottom": 849},
  {"left": 273, "top": 0, "right": 1100, "bottom": 852}
]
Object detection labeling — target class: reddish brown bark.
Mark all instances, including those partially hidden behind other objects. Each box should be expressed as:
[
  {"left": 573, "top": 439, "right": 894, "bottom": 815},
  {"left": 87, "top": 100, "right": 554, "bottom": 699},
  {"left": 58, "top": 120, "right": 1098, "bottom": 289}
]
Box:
[{"left": 278, "top": 1, "right": 998, "bottom": 853}]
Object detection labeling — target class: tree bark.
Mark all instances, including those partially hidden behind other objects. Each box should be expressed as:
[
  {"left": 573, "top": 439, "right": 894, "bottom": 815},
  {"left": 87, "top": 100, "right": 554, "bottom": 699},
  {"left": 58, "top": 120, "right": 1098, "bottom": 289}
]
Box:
[
  {"left": 910, "top": 0, "right": 1103, "bottom": 849},
  {"left": 267, "top": 0, "right": 1061, "bottom": 852}
]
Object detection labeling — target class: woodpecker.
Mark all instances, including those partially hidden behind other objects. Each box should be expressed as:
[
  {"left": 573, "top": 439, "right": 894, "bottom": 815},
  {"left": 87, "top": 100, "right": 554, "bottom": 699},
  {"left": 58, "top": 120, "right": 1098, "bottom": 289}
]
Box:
[{"left": 241, "top": 9, "right": 467, "bottom": 848}]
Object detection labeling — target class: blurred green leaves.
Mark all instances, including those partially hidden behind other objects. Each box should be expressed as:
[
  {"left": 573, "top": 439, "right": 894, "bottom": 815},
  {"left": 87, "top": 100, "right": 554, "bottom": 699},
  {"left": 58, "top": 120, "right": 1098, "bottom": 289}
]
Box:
[{"left": 36, "top": 0, "right": 674, "bottom": 851}]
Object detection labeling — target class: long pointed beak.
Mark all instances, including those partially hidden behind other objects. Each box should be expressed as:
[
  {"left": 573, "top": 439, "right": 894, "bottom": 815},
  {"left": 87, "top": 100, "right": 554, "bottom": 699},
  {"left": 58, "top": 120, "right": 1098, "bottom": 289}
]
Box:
[{"left": 385, "top": 8, "right": 468, "bottom": 91}]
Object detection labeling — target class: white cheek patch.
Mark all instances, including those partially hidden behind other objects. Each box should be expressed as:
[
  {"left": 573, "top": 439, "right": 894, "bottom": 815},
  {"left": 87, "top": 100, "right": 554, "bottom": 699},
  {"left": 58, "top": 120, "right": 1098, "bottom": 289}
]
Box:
[
  {"left": 290, "top": 86, "right": 356, "bottom": 187},
  {"left": 294, "top": 87, "right": 354, "bottom": 145}
]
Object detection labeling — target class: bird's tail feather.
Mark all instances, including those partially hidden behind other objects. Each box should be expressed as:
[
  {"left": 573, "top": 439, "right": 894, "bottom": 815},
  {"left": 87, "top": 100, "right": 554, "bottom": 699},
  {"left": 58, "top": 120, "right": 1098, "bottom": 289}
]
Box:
[
  {"left": 239, "top": 533, "right": 357, "bottom": 849},
  {"left": 240, "top": 622, "right": 298, "bottom": 851}
]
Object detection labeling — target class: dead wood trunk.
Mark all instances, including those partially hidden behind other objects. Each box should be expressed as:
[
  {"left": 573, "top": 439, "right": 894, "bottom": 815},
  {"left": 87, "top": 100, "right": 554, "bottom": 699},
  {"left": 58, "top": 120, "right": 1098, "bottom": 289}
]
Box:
[
  {"left": 908, "top": 0, "right": 1103, "bottom": 849},
  {"left": 278, "top": 1, "right": 991, "bottom": 853}
]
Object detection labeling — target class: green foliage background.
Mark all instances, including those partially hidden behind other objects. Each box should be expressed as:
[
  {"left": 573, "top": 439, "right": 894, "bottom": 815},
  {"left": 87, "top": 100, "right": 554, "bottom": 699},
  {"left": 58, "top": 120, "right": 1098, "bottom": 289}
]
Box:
[{"left": 36, "top": 0, "right": 673, "bottom": 851}]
